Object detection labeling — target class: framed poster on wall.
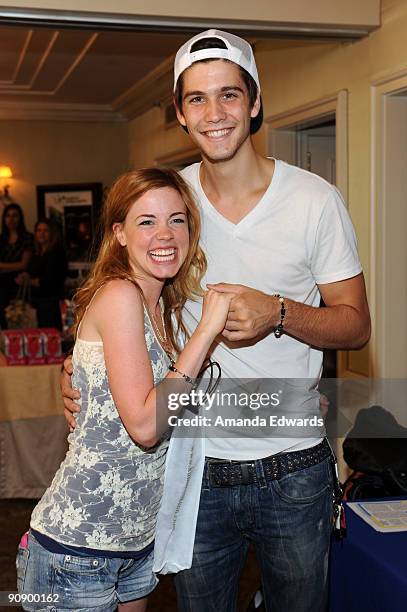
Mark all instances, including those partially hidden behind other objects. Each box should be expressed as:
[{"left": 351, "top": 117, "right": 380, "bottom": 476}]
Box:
[{"left": 36, "top": 182, "right": 103, "bottom": 264}]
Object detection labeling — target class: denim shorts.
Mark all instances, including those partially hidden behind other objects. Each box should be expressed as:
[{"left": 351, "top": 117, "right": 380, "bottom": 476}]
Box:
[{"left": 16, "top": 532, "right": 158, "bottom": 611}]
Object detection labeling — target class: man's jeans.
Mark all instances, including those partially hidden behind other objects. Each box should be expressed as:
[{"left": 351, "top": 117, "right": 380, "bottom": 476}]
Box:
[{"left": 174, "top": 454, "right": 334, "bottom": 612}]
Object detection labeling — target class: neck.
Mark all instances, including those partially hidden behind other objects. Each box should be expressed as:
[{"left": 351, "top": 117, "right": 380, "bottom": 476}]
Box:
[
  {"left": 135, "top": 278, "right": 164, "bottom": 312},
  {"left": 200, "top": 137, "right": 272, "bottom": 200}
]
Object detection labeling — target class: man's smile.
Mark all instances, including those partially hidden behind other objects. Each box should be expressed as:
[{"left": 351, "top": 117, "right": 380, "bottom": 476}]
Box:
[{"left": 200, "top": 127, "right": 234, "bottom": 139}]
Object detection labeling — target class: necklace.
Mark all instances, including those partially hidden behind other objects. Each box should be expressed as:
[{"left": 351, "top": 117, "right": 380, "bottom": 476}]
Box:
[
  {"left": 142, "top": 297, "right": 176, "bottom": 361},
  {"left": 149, "top": 301, "right": 167, "bottom": 344}
]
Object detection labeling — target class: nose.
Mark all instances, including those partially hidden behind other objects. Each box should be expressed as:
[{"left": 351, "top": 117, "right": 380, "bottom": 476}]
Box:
[
  {"left": 205, "top": 97, "right": 226, "bottom": 123},
  {"left": 155, "top": 223, "right": 174, "bottom": 241}
]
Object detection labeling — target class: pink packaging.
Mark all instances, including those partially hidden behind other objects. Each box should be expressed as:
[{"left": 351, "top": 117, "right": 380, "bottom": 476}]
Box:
[
  {"left": 19, "top": 531, "right": 29, "bottom": 548},
  {"left": 41, "top": 328, "right": 64, "bottom": 364},
  {"left": 24, "top": 329, "right": 46, "bottom": 365},
  {"left": 3, "top": 330, "right": 26, "bottom": 365}
]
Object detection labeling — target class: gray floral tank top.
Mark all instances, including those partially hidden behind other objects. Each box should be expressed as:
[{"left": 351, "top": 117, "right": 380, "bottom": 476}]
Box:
[{"left": 30, "top": 308, "right": 170, "bottom": 552}]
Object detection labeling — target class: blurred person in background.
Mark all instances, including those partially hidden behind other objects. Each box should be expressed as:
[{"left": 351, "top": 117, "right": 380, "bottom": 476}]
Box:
[
  {"left": 16, "top": 219, "right": 67, "bottom": 329},
  {"left": 0, "top": 203, "right": 34, "bottom": 328}
]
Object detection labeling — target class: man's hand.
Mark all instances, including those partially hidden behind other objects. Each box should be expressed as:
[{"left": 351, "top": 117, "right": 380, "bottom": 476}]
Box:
[
  {"left": 207, "top": 283, "right": 279, "bottom": 342},
  {"left": 60, "top": 355, "right": 81, "bottom": 432},
  {"left": 208, "top": 273, "right": 370, "bottom": 350}
]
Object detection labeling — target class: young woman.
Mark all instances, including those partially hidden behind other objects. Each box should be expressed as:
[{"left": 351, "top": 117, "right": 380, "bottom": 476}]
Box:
[
  {"left": 0, "top": 203, "right": 33, "bottom": 328},
  {"left": 16, "top": 168, "right": 232, "bottom": 612},
  {"left": 16, "top": 219, "right": 67, "bottom": 328}
]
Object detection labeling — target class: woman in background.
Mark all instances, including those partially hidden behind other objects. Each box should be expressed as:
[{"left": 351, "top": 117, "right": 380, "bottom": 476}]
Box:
[
  {"left": 16, "top": 218, "right": 67, "bottom": 329},
  {"left": 0, "top": 203, "right": 33, "bottom": 328}
]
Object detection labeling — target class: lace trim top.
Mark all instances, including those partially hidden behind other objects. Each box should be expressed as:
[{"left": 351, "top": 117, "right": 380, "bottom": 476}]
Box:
[{"left": 31, "top": 308, "right": 171, "bottom": 552}]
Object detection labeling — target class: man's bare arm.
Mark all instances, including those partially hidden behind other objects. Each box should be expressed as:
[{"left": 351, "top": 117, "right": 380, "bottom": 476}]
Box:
[
  {"left": 208, "top": 273, "right": 371, "bottom": 349},
  {"left": 60, "top": 356, "right": 81, "bottom": 431}
]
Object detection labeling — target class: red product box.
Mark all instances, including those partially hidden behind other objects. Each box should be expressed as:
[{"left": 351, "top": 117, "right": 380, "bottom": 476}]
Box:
[
  {"left": 41, "top": 328, "right": 64, "bottom": 364},
  {"left": 3, "top": 330, "right": 26, "bottom": 365},
  {"left": 24, "top": 329, "right": 46, "bottom": 365}
]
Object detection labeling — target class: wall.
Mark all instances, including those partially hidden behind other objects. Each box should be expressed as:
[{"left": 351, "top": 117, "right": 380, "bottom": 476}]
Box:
[
  {"left": 128, "top": 107, "right": 192, "bottom": 170},
  {"left": 0, "top": 0, "right": 380, "bottom": 27},
  {"left": 1, "top": 120, "right": 129, "bottom": 230}
]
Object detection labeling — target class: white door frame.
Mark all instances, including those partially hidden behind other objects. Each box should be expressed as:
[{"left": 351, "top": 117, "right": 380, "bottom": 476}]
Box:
[
  {"left": 265, "top": 90, "right": 348, "bottom": 201},
  {"left": 265, "top": 90, "right": 351, "bottom": 378},
  {"left": 370, "top": 69, "right": 407, "bottom": 378}
]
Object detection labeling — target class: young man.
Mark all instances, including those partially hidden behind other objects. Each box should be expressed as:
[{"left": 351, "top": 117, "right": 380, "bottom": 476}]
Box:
[{"left": 63, "top": 30, "right": 370, "bottom": 611}]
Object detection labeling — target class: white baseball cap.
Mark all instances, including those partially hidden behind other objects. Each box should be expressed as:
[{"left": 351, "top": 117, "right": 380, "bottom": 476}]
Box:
[{"left": 173, "top": 29, "right": 260, "bottom": 92}]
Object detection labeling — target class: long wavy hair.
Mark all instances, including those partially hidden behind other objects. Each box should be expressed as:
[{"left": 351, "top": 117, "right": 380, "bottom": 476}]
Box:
[{"left": 73, "top": 168, "right": 206, "bottom": 353}]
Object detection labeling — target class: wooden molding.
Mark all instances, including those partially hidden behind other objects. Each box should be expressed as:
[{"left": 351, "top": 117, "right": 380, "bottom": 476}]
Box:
[
  {"left": 113, "top": 55, "right": 174, "bottom": 120},
  {"left": 0, "top": 100, "right": 126, "bottom": 121}
]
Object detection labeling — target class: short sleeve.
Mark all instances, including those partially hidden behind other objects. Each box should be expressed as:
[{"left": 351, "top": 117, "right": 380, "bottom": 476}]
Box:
[{"left": 311, "top": 187, "right": 362, "bottom": 285}]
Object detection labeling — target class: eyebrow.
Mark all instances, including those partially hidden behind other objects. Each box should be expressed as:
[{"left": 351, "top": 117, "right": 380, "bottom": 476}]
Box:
[
  {"left": 135, "top": 211, "right": 187, "bottom": 220},
  {"left": 183, "top": 86, "right": 244, "bottom": 101}
]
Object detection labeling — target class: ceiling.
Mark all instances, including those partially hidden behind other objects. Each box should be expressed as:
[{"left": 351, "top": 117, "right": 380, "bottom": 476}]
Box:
[
  {"left": 0, "top": 24, "right": 353, "bottom": 122},
  {"left": 0, "top": 25, "right": 187, "bottom": 120}
]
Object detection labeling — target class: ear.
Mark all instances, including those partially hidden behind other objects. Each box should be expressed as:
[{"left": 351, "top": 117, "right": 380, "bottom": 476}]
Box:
[
  {"left": 174, "top": 97, "right": 187, "bottom": 127},
  {"left": 250, "top": 90, "right": 261, "bottom": 119},
  {"left": 113, "top": 222, "right": 126, "bottom": 247}
]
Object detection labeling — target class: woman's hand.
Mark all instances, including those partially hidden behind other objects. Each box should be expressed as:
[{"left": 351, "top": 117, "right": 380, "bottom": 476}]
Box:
[
  {"left": 197, "top": 288, "right": 234, "bottom": 338},
  {"left": 15, "top": 272, "right": 29, "bottom": 285}
]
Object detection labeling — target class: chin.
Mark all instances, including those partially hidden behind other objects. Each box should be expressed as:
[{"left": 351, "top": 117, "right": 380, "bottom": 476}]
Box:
[
  {"left": 199, "top": 134, "right": 249, "bottom": 163},
  {"left": 150, "top": 264, "right": 182, "bottom": 280},
  {"left": 202, "top": 148, "right": 240, "bottom": 163}
]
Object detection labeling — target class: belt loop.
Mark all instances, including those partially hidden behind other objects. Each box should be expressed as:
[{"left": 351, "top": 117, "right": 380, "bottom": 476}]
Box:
[
  {"left": 255, "top": 458, "right": 267, "bottom": 489},
  {"left": 202, "top": 459, "right": 211, "bottom": 491}
]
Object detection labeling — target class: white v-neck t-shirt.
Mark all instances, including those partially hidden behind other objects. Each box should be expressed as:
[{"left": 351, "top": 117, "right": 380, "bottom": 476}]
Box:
[{"left": 179, "top": 159, "right": 362, "bottom": 459}]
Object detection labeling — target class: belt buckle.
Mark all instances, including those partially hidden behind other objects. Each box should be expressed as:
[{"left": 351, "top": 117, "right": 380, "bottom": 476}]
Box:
[
  {"left": 239, "top": 461, "right": 255, "bottom": 485},
  {"left": 208, "top": 459, "right": 256, "bottom": 487}
]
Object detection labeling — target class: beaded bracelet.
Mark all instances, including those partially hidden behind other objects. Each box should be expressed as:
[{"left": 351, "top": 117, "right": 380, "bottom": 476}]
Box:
[
  {"left": 169, "top": 362, "right": 195, "bottom": 385},
  {"left": 273, "top": 294, "right": 286, "bottom": 338}
]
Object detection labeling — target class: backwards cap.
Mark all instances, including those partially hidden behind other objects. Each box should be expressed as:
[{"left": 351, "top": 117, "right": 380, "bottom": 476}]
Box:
[{"left": 173, "top": 29, "right": 260, "bottom": 92}]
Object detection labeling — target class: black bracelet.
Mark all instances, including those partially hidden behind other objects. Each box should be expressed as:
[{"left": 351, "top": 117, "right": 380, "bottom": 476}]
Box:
[
  {"left": 169, "top": 362, "right": 195, "bottom": 385},
  {"left": 273, "top": 294, "right": 286, "bottom": 338}
]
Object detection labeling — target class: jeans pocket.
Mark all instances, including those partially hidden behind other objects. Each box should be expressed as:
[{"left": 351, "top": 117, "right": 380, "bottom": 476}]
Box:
[
  {"left": 53, "top": 555, "right": 113, "bottom": 610},
  {"left": 55, "top": 554, "right": 107, "bottom": 575},
  {"left": 272, "top": 458, "right": 332, "bottom": 504},
  {"left": 16, "top": 546, "right": 30, "bottom": 593}
]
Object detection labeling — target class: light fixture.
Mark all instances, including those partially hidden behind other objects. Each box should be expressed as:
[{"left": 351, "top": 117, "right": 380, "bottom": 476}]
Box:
[{"left": 0, "top": 165, "right": 14, "bottom": 205}]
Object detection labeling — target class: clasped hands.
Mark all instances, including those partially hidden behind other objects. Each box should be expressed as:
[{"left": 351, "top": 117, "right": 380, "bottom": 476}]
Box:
[
  {"left": 62, "top": 283, "right": 281, "bottom": 431},
  {"left": 206, "top": 283, "right": 280, "bottom": 342}
]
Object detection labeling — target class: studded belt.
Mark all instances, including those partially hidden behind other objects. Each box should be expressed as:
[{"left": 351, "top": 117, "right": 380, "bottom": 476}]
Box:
[{"left": 206, "top": 438, "right": 331, "bottom": 487}]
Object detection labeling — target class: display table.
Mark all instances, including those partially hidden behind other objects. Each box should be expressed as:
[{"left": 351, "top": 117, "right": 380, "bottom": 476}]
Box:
[
  {"left": 0, "top": 365, "right": 68, "bottom": 498},
  {"left": 330, "top": 500, "right": 407, "bottom": 612}
]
